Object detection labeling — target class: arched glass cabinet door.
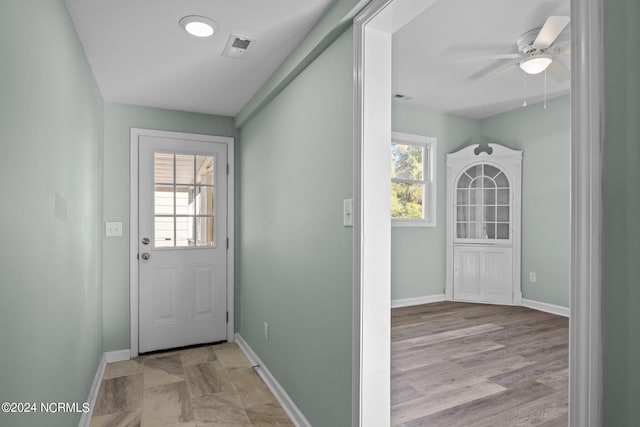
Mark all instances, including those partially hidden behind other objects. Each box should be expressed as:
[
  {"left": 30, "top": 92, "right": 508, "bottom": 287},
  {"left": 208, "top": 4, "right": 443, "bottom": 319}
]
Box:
[{"left": 455, "top": 163, "right": 510, "bottom": 241}]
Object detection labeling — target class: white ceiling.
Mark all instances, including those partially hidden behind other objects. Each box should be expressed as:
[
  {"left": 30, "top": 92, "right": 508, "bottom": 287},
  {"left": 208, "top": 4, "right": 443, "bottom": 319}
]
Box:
[
  {"left": 65, "top": 0, "right": 337, "bottom": 116},
  {"left": 393, "top": 0, "right": 571, "bottom": 119}
]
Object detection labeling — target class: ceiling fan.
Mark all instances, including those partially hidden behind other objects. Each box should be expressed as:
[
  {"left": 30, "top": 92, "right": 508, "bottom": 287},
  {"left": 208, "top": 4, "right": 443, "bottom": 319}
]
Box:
[{"left": 458, "top": 16, "right": 571, "bottom": 83}]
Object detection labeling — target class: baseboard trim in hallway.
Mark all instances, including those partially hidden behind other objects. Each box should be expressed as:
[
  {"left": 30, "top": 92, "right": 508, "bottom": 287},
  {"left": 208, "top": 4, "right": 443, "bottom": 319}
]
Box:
[
  {"left": 78, "top": 350, "right": 130, "bottom": 427},
  {"left": 391, "top": 294, "right": 445, "bottom": 308},
  {"left": 235, "top": 333, "right": 311, "bottom": 427},
  {"left": 522, "top": 298, "right": 570, "bottom": 317}
]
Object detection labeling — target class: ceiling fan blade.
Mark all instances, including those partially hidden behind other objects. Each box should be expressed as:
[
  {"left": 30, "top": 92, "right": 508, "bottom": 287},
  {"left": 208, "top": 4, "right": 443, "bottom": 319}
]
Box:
[
  {"left": 476, "top": 63, "right": 518, "bottom": 85},
  {"left": 547, "top": 60, "right": 570, "bottom": 82},
  {"left": 457, "top": 53, "right": 523, "bottom": 61},
  {"left": 534, "top": 16, "right": 570, "bottom": 49}
]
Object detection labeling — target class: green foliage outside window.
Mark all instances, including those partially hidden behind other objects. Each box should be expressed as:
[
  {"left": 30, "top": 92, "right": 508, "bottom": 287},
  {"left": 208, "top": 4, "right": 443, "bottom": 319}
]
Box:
[{"left": 391, "top": 144, "right": 425, "bottom": 219}]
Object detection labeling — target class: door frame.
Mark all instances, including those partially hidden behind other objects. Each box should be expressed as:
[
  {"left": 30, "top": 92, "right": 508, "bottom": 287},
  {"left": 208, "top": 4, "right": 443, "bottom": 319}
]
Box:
[
  {"left": 129, "top": 128, "right": 235, "bottom": 357},
  {"left": 352, "top": 0, "right": 603, "bottom": 426}
]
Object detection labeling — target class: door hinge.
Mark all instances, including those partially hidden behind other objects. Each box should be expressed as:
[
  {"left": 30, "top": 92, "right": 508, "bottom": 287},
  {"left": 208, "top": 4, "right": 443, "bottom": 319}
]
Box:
[
  {"left": 227, "top": 163, "right": 230, "bottom": 175},
  {"left": 226, "top": 311, "right": 229, "bottom": 323},
  {"left": 137, "top": 253, "right": 139, "bottom": 260},
  {"left": 227, "top": 237, "right": 229, "bottom": 249}
]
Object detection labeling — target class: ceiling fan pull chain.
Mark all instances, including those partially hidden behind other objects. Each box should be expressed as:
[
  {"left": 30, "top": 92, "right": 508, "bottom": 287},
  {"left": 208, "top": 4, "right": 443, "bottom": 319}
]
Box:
[
  {"left": 522, "top": 73, "right": 528, "bottom": 107},
  {"left": 544, "top": 70, "right": 548, "bottom": 110}
]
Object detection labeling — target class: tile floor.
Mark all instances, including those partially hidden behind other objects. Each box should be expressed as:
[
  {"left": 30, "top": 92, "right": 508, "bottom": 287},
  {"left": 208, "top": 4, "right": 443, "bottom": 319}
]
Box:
[{"left": 90, "top": 342, "right": 294, "bottom": 427}]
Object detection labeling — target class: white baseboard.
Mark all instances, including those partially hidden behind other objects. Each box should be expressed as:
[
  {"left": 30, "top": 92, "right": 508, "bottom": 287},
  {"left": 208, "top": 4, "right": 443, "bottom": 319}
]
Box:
[
  {"left": 235, "top": 334, "right": 311, "bottom": 427},
  {"left": 78, "top": 350, "right": 130, "bottom": 427},
  {"left": 391, "top": 294, "right": 445, "bottom": 308},
  {"left": 522, "top": 298, "right": 570, "bottom": 317},
  {"left": 104, "top": 349, "right": 131, "bottom": 363},
  {"left": 78, "top": 354, "right": 106, "bottom": 427}
]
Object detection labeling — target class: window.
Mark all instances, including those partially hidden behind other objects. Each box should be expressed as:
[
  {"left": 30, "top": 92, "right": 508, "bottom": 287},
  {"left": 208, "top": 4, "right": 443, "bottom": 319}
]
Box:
[
  {"left": 391, "top": 132, "right": 436, "bottom": 226},
  {"left": 153, "top": 152, "right": 216, "bottom": 248}
]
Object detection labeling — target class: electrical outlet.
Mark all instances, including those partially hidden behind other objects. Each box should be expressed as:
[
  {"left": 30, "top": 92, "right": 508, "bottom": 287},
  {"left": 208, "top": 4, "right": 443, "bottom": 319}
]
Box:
[
  {"left": 264, "top": 322, "right": 269, "bottom": 341},
  {"left": 529, "top": 272, "right": 537, "bottom": 283}
]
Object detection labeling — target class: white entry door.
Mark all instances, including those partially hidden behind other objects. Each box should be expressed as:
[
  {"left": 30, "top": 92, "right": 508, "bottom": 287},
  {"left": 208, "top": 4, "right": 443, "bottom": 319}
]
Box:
[{"left": 138, "top": 135, "right": 228, "bottom": 353}]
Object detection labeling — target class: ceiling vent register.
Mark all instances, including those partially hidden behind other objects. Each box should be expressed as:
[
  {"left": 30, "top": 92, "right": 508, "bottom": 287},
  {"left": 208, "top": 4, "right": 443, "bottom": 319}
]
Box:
[{"left": 222, "top": 35, "right": 255, "bottom": 59}]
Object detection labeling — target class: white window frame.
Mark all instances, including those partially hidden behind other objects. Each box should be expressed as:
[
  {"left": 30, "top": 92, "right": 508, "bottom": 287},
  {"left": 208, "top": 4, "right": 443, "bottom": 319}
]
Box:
[{"left": 391, "top": 131, "right": 436, "bottom": 227}]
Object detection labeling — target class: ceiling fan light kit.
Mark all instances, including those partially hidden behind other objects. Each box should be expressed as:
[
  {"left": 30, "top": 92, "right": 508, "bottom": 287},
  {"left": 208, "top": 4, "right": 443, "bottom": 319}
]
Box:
[
  {"left": 519, "top": 55, "right": 553, "bottom": 74},
  {"left": 459, "top": 15, "right": 570, "bottom": 82}
]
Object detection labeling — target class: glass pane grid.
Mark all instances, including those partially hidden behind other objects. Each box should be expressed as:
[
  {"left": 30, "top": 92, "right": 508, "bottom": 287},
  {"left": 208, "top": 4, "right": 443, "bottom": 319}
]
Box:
[
  {"left": 153, "top": 153, "right": 216, "bottom": 248},
  {"left": 455, "top": 164, "right": 510, "bottom": 240}
]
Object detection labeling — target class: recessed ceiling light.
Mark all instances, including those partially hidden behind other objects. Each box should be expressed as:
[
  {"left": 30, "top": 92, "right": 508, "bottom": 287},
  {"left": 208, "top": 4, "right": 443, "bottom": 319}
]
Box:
[{"left": 179, "top": 15, "right": 217, "bottom": 38}]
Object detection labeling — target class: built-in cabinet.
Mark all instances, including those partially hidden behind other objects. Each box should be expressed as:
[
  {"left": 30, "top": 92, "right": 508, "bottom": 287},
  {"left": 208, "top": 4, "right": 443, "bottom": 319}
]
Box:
[{"left": 446, "top": 143, "right": 522, "bottom": 305}]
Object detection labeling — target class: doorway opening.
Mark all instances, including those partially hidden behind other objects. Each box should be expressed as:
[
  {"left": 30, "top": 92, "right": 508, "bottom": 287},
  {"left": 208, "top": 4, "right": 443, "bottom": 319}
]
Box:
[{"left": 352, "top": 0, "right": 603, "bottom": 425}]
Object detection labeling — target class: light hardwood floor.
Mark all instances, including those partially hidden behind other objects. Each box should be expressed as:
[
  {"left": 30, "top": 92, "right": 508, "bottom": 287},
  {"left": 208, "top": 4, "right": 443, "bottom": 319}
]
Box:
[
  {"left": 391, "top": 301, "right": 568, "bottom": 427},
  {"left": 90, "top": 342, "right": 293, "bottom": 427}
]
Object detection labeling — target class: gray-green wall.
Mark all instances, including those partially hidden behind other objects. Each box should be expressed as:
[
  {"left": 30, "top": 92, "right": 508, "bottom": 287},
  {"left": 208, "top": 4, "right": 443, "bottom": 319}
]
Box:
[
  {"left": 0, "top": 1, "right": 104, "bottom": 426},
  {"left": 237, "top": 29, "right": 354, "bottom": 427},
  {"left": 391, "top": 96, "right": 570, "bottom": 308},
  {"left": 602, "top": 0, "right": 640, "bottom": 424},
  {"left": 102, "top": 103, "right": 234, "bottom": 352},
  {"left": 391, "top": 105, "right": 479, "bottom": 300}
]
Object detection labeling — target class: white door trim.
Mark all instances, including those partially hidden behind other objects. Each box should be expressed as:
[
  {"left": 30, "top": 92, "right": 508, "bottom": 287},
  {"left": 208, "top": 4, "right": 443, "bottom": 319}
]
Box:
[
  {"left": 130, "top": 128, "right": 235, "bottom": 357},
  {"left": 353, "top": 0, "right": 603, "bottom": 426}
]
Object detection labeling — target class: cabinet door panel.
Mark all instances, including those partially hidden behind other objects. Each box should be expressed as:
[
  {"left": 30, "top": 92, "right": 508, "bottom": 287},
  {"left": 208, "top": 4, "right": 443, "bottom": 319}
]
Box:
[
  {"left": 453, "top": 247, "right": 482, "bottom": 301},
  {"left": 484, "top": 248, "right": 513, "bottom": 304}
]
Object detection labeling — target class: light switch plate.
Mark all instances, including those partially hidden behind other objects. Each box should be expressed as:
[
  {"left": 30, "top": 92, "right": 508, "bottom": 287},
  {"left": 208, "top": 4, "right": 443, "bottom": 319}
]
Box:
[
  {"left": 105, "top": 222, "right": 123, "bottom": 237},
  {"left": 344, "top": 199, "right": 353, "bottom": 227}
]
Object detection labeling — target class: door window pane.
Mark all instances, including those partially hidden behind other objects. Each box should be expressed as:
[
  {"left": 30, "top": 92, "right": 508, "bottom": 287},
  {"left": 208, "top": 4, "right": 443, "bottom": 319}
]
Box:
[
  {"left": 196, "top": 156, "right": 215, "bottom": 185},
  {"left": 195, "top": 186, "right": 214, "bottom": 216},
  {"left": 196, "top": 216, "right": 215, "bottom": 246},
  {"left": 175, "top": 186, "right": 194, "bottom": 215},
  {"left": 175, "top": 154, "right": 195, "bottom": 185},
  {"left": 154, "top": 153, "right": 174, "bottom": 183},
  {"left": 155, "top": 217, "right": 174, "bottom": 247},
  {"left": 153, "top": 153, "right": 216, "bottom": 248},
  {"left": 175, "top": 216, "right": 193, "bottom": 247},
  {"left": 154, "top": 185, "right": 174, "bottom": 215}
]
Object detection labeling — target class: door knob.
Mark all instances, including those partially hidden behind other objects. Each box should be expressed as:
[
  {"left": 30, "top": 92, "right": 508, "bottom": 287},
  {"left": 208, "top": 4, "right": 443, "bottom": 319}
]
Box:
[
  {"left": 141, "top": 253, "right": 151, "bottom": 260},
  {"left": 141, "top": 237, "right": 150, "bottom": 245}
]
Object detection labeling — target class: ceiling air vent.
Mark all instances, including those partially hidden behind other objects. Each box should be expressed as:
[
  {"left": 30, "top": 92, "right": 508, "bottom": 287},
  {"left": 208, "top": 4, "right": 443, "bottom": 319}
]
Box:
[
  {"left": 222, "top": 34, "right": 254, "bottom": 59},
  {"left": 393, "top": 93, "right": 413, "bottom": 100}
]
